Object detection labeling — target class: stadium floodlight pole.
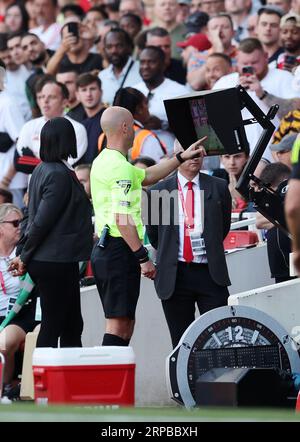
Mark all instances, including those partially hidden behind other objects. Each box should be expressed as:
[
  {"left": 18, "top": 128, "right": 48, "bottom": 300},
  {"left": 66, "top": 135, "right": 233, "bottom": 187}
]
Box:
[{"left": 234, "top": 86, "right": 289, "bottom": 235}]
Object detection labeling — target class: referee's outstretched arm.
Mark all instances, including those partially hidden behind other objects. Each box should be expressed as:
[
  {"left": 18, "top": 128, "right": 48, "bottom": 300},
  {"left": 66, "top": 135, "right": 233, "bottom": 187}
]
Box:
[{"left": 142, "top": 137, "right": 207, "bottom": 186}]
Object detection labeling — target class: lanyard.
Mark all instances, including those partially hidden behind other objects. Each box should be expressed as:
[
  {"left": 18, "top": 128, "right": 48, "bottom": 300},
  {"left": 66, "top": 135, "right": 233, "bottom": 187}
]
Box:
[{"left": 0, "top": 270, "right": 7, "bottom": 296}]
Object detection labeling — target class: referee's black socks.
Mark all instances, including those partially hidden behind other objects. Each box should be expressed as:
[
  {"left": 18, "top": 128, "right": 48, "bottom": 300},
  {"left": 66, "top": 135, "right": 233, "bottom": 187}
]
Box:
[{"left": 102, "top": 333, "right": 130, "bottom": 346}]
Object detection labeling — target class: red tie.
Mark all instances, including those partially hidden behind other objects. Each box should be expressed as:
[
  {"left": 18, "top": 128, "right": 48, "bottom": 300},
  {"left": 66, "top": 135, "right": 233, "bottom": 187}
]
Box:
[{"left": 183, "top": 181, "right": 194, "bottom": 263}]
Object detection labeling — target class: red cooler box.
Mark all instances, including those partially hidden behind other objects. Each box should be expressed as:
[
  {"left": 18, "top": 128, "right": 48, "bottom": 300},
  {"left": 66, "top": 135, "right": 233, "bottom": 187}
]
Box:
[{"left": 33, "top": 346, "right": 135, "bottom": 405}]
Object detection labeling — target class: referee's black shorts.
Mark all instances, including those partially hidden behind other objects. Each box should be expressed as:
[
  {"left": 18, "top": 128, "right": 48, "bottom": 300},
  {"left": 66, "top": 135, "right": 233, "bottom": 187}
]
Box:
[{"left": 91, "top": 236, "right": 141, "bottom": 320}]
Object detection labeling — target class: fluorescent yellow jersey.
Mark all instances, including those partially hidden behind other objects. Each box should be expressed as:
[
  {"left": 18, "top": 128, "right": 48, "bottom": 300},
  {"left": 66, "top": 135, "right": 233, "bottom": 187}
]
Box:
[{"left": 91, "top": 149, "right": 146, "bottom": 239}]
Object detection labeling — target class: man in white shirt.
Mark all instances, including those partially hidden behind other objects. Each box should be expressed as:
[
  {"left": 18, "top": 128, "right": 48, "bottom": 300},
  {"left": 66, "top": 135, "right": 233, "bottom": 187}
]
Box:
[
  {"left": 0, "top": 60, "right": 27, "bottom": 208},
  {"left": 146, "top": 139, "right": 232, "bottom": 348},
  {"left": 16, "top": 79, "right": 87, "bottom": 174},
  {"left": 30, "top": 0, "right": 61, "bottom": 51},
  {"left": 134, "top": 46, "right": 189, "bottom": 129},
  {"left": 213, "top": 37, "right": 296, "bottom": 160},
  {"left": 6, "top": 34, "right": 32, "bottom": 121},
  {"left": 99, "top": 28, "right": 142, "bottom": 104}
]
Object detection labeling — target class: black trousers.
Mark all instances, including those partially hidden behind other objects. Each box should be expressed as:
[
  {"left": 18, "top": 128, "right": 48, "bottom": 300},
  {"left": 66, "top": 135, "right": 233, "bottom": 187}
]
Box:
[
  {"left": 161, "top": 262, "right": 229, "bottom": 349},
  {"left": 27, "top": 261, "right": 83, "bottom": 348}
]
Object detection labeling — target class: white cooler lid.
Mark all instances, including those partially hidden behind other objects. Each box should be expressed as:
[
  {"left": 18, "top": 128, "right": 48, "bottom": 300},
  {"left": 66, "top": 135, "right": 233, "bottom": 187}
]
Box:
[{"left": 33, "top": 346, "right": 135, "bottom": 366}]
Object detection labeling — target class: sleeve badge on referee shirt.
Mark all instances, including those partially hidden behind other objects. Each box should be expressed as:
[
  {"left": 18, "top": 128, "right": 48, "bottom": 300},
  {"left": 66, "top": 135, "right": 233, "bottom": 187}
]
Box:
[{"left": 116, "top": 180, "right": 132, "bottom": 195}]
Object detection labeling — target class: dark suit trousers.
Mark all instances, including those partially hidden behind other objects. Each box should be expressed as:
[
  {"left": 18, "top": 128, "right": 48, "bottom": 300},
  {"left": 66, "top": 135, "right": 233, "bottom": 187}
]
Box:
[
  {"left": 162, "top": 262, "right": 229, "bottom": 348},
  {"left": 27, "top": 261, "right": 83, "bottom": 348}
]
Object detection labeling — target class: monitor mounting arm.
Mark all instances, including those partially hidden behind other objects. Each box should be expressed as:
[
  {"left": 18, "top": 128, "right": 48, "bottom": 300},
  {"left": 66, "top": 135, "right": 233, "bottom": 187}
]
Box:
[{"left": 234, "top": 86, "right": 289, "bottom": 236}]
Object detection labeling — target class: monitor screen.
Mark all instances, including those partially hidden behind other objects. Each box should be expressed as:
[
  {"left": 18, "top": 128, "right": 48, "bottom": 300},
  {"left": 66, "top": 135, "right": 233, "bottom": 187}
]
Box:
[{"left": 164, "top": 87, "right": 249, "bottom": 156}]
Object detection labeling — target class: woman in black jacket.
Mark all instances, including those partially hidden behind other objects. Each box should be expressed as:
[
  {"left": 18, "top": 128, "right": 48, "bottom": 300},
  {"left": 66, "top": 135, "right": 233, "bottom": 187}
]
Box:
[{"left": 9, "top": 117, "right": 93, "bottom": 347}]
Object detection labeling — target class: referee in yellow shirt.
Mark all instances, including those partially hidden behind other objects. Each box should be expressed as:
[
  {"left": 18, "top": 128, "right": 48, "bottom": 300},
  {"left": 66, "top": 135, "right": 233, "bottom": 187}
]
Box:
[{"left": 91, "top": 106, "right": 206, "bottom": 346}]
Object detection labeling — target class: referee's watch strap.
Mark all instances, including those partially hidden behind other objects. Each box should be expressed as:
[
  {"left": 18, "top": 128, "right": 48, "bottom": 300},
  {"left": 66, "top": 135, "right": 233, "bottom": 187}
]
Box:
[{"left": 176, "top": 152, "right": 185, "bottom": 163}]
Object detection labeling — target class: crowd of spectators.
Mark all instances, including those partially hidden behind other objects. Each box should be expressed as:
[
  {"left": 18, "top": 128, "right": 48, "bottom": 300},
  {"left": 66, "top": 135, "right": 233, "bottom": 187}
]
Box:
[
  {"left": 0, "top": 0, "right": 300, "bottom": 204},
  {"left": 0, "top": 0, "right": 300, "bottom": 395},
  {"left": 0, "top": 1, "right": 298, "bottom": 186}
]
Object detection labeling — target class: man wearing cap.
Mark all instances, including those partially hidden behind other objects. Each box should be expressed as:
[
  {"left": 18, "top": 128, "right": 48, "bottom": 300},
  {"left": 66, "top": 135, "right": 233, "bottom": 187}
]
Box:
[
  {"left": 276, "top": 12, "right": 300, "bottom": 71},
  {"left": 187, "top": 13, "right": 237, "bottom": 90},
  {"left": 184, "top": 11, "right": 209, "bottom": 35},
  {"left": 270, "top": 133, "right": 297, "bottom": 168},
  {"left": 285, "top": 133, "right": 300, "bottom": 273},
  {"left": 177, "top": 0, "right": 191, "bottom": 23},
  {"left": 177, "top": 32, "right": 212, "bottom": 67},
  {"left": 146, "top": 27, "right": 187, "bottom": 84}
]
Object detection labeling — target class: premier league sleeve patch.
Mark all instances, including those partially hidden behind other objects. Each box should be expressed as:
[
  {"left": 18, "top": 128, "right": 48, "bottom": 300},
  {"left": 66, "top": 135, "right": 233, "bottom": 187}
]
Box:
[{"left": 116, "top": 180, "right": 132, "bottom": 195}]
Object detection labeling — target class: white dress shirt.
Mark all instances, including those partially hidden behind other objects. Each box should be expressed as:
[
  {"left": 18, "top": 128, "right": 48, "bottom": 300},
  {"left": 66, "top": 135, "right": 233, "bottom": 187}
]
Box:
[
  {"left": 99, "top": 57, "right": 142, "bottom": 105},
  {"left": 177, "top": 171, "right": 207, "bottom": 263},
  {"left": 213, "top": 68, "right": 296, "bottom": 162},
  {"left": 17, "top": 115, "right": 87, "bottom": 166},
  {"left": 0, "top": 91, "right": 27, "bottom": 189},
  {"left": 134, "top": 78, "right": 189, "bottom": 128},
  {"left": 30, "top": 23, "right": 61, "bottom": 51}
]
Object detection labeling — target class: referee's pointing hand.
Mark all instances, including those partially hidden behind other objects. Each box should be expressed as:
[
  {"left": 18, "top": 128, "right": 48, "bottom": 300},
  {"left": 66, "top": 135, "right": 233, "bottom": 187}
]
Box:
[{"left": 180, "top": 136, "right": 207, "bottom": 161}]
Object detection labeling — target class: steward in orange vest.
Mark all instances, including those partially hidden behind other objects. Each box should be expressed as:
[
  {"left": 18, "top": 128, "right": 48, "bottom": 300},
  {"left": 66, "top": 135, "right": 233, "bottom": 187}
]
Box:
[{"left": 98, "top": 121, "right": 167, "bottom": 160}]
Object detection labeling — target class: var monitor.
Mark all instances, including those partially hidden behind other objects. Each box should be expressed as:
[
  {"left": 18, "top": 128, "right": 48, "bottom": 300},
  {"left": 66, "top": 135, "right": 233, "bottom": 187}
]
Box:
[{"left": 164, "top": 87, "right": 249, "bottom": 156}]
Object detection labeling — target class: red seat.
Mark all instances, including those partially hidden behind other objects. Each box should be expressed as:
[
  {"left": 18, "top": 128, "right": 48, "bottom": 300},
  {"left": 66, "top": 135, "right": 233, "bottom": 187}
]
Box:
[{"left": 224, "top": 231, "right": 259, "bottom": 250}]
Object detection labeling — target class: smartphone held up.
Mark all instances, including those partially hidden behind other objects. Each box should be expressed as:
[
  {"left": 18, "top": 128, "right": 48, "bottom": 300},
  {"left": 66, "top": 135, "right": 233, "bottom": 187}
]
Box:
[
  {"left": 242, "top": 66, "right": 254, "bottom": 76},
  {"left": 67, "top": 22, "right": 79, "bottom": 42}
]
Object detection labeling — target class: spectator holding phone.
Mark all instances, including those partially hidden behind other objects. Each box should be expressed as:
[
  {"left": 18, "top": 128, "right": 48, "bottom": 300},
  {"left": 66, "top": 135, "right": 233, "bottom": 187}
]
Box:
[
  {"left": 276, "top": 13, "right": 300, "bottom": 72},
  {"left": 213, "top": 38, "right": 296, "bottom": 158},
  {"left": 47, "top": 20, "right": 103, "bottom": 76}
]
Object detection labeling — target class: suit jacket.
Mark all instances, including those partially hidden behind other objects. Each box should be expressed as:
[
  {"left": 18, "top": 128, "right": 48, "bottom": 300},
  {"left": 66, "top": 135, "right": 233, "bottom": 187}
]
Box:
[
  {"left": 146, "top": 172, "right": 232, "bottom": 300},
  {"left": 21, "top": 162, "right": 93, "bottom": 264}
]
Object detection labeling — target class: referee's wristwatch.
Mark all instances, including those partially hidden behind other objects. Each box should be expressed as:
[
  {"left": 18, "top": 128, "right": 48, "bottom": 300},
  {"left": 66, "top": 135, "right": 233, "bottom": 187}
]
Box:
[
  {"left": 134, "top": 245, "right": 149, "bottom": 263},
  {"left": 176, "top": 152, "right": 186, "bottom": 164}
]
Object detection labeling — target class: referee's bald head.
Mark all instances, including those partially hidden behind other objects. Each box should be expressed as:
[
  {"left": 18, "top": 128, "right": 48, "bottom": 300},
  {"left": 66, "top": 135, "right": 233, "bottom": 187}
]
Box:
[{"left": 101, "top": 106, "right": 133, "bottom": 136}]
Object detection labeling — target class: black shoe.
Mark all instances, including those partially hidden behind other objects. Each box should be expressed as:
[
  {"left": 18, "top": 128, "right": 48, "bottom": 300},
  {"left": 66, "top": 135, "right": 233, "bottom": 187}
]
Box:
[{"left": 3, "top": 383, "right": 20, "bottom": 401}]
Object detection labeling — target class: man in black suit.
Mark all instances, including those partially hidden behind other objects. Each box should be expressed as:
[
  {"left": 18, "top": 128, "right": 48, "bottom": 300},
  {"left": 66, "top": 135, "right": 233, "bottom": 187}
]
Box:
[{"left": 146, "top": 140, "right": 232, "bottom": 348}]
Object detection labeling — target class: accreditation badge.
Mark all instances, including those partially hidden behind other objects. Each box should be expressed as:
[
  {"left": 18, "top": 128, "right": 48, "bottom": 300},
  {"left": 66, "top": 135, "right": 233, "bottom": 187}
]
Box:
[{"left": 190, "top": 230, "right": 206, "bottom": 256}]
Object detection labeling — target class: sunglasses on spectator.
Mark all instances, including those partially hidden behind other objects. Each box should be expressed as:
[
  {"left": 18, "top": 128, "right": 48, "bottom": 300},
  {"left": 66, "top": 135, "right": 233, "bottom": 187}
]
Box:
[{"left": 0, "top": 219, "right": 22, "bottom": 227}]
